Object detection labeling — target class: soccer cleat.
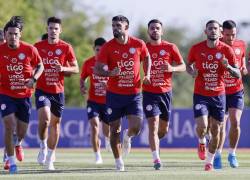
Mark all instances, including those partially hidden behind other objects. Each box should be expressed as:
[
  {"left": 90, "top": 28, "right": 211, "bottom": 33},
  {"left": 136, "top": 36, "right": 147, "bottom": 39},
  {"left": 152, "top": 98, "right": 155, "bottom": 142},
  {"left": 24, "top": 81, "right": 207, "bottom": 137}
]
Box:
[
  {"left": 213, "top": 154, "right": 222, "bottom": 169},
  {"left": 45, "top": 161, "right": 55, "bottom": 171},
  {"left": 4, "top": 160, "right": 10, "bottom": 170},
  {"left": 9, "top": 164, "right": 18, "bottom": 174},
  {"left": 198, "top": 143, "right": 206, "bottom": 160},
  {"left": 115, "top": 161, "right": 125, "bottom": 171},
  {"left": 37, "top": 148, "right": 47, "bottom": 165},
  {"left": 228, "top": 154, "right": 239, "bottom": 168},
  {"left": 15, "top": 145, "right": 24, "bottom": 162},
  {"left": 95, "top": 156, "right": 103, "bottom": 164},
  {"left": 204, "top": 163, "right": 213, "bottom": 171},
  {"left": 153, "top": 159, "right": 162, "bottom": 170},
  {"left": 122, "top": 129, "right": 131, "bottom": 157}
]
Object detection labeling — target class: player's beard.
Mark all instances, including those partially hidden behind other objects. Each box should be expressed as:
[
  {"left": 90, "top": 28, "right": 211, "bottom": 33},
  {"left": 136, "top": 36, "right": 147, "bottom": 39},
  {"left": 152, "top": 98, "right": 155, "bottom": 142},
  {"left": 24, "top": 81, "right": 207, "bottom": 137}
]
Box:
[
  {"left": 113, "top": 30, "right": 122, "bottom": 38},
  {"left": 150, "top": 34, "right": 160, "bottom": 41}
]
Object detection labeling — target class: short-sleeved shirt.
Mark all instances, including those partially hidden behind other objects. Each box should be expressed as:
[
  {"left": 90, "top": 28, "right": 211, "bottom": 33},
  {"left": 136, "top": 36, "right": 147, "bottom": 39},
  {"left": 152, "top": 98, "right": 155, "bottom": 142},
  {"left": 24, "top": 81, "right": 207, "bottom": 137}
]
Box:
[
  {"left": 0, "top": 41, "right": 41, "bottom": 98},
  {"left": 97, "top": 36, "right": 149, "bottom": 95},
  {"left": 81, "top": 56, "right": 108, "bottom": 104},
  {"left": 34, "top": 39, "right": 76, "bottom": 93},
  {"left": 188, "top": 40, "right": 237, "bottom": 96},
  {"left": 224, "top": 39, "right": 246, "bottom": 94},
  {"left": 143, "top": 41, "right": 183, "bottom": 93}
]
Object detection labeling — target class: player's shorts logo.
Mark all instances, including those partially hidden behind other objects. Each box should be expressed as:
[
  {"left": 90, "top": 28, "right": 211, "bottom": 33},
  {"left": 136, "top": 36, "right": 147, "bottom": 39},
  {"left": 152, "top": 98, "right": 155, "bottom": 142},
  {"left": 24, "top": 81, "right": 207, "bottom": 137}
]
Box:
[
  {"left": 87, "top": 107, "right": 92, "bottom": 113},
  {"left": 235, "top": 48, "right": 241, "bottom": 55},
  {"left": 146, "top": 104, "right": 152, "bottom": 111},
  {"left": 18, "top": 53, "right": 26, "bottom": 60},
  {"left": 122, "top": 53, "right": 128, "bottom": 59},
  {"left": 129, "top": 47, "right": 136, "bottom": 54},
  {"left": 160, "top": 50, "right": 166, "bottom": 56},
  {"left": 1, "top": 104, "right": 6, "bottom": 110},
  {"left": 207, "top": 55, "right": 213, "bottom": 61},
  {"left": 48, "top": 51, "right": 53, "bottom": 56},
  {"left": 55, "top": 49, "right": 62, "bottom": 56},
  {"left": 152, "top": 53, "right": 158, "bottom": 59},
  {"left": 195, "top": 104, "right": 201, "bottom": 110},
  {"left": 215, "top": 52, "right": 222, "bottom": 60},
  {"left": 39, "top": 96, "right": 45, "bottom": 101},
  {"left": 107, "top": 108, "right": 112, "bottom": 115}
]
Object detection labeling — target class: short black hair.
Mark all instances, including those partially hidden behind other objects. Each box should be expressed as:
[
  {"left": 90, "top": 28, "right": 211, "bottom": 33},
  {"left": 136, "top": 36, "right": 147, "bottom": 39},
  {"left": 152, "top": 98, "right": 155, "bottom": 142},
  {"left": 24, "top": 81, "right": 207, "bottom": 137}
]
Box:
[
  {"left": 148, "top": 19, "right": 162, "bottom": 28},
  {"left": 112, "top": 15, "right": 129, "bottom": 26},
  {"left": 41, "top": 33, "right": 48, "bottom": 40},
  {"left": 206, "top": 20, "right": 220, "bottom": 27},
  {"left": 47, "top": 16, "right": 61, "bottom": 25},
  {"left": 94, "top": 37, "right": 106, "bottom": 47},
  {"left": 4, "top": 16, "right": 24, "bottom": 32},
  {"left": 223, "top": 20, "right": 236, "bottom": 30}
]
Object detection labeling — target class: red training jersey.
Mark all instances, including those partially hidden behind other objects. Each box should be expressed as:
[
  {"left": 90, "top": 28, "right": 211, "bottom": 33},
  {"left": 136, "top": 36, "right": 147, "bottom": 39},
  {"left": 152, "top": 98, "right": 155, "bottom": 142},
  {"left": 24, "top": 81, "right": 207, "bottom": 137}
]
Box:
[
  {"left": 188, "top": 40, "right": 237, "bottom": 96},
  {"left": 81, "top": 56, "right": 108, "bottom": 104},
  {"left": 97, "top": 36, "right": 149, "bottom": 95},
  {"left": 34, "top": 39, "right": 76, "bottom": 93},
  {"left": 223, "top": 39, "right": 245, "bottom": 94},
  {"left": 0, "top": 41, "right": 41, "bottom": 98},
  {"left": 143, "top": 41, "right": 183, "bottom": 93}
]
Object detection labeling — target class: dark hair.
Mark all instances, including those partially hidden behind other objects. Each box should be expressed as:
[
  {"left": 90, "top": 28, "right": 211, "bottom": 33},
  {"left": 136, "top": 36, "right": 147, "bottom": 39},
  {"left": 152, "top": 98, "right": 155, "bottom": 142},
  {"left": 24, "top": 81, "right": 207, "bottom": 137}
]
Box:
[
  {"left": 47, "top": 16, "right": 61, "bottom": 25},
  {"left": 112, "top": 15, "right": 129, "bottom": 26},
  {"left": 148, "top": 19, "right": 162, "bottom": 28},
  {"left": 223, "top": 20, "right": 236, "bottom": 30},
  {"left": 206, "top": 20, "right": 220, "bottom": 27},
  {"left": 41, "top": 33, "right": 48, "bottom": 40},
  {"left": 4, "top": 16, "right": 24, "bottom": 32},
  {"left": 94, "top": 37, "right": 106, "bottom": 47}
]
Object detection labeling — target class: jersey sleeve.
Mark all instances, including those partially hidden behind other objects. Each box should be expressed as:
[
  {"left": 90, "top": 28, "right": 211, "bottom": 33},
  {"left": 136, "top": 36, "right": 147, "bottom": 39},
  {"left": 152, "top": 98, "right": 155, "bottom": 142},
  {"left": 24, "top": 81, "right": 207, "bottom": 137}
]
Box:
[
  {"left": 187, "top": 46, "right": 196, "bottom": 64},
  {"left": 66, "top": 45, "right": 77, "bottom": 63},
  {"left": 225, "top": 46, "right": 237, "bottom": 66},
  {"left": 171, "top": 44, "right": 183, "bottom": 64},
  {"left": 80, "top": 60, "right": 89, "bottom": 79},
  {"left": 31, "top": 46, "right": 42, "bottom": 68},
  {"left": 140, "top": 40, "right": 149, "bottom": 61}
]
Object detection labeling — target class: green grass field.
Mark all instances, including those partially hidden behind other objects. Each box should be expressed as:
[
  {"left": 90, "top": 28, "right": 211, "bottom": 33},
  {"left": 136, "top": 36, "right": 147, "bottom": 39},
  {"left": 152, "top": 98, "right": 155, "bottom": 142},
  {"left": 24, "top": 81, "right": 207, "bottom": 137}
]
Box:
[{"left": 0, "top": 148, "right": 250, "bottom": 180}]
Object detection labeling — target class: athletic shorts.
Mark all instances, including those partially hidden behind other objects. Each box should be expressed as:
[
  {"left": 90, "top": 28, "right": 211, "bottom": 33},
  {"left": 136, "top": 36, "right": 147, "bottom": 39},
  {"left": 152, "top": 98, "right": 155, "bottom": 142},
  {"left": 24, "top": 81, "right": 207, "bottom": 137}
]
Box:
[
  {"left": 35, "top": 89, "right": 64, "bottom": 118},
  {"left": 226, "top": 89, "right": 244, "bottom": 113},
  {"left": 106, "top": 91, "right": 143, "bottom": 122},
  {"left": 143, "top": 91, "right": 172, "bottom": 121},
  {"left": 0, "top": 94, "right": 31, "bottom": 123},
  {"left": 87, "top": 100, "right": 109, "bottom": 124},
  {"left": 193, "top": 93, "right": 226, "bottom": 122}
]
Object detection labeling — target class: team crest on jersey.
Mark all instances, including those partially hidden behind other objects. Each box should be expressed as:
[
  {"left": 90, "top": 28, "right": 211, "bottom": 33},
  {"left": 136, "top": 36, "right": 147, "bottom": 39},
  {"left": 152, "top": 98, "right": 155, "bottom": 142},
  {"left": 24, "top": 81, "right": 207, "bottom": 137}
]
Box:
[
  {"left": 1, "top": 104, "right": 6, "bottom": 110},
  {"left": 55, "top": 49, "right": 62, "bottom": 56},
  {"left": 48, "top": 51, "right": 53, "bottom": 56},
  {"left": 146, "top": 104, "right": 152, "bottom": 111},
  {"left": 235, "top": 48, "right": 241, "bottom": 55},
  {"left": 159, "top": 49, "right": 166, "bottom": 56},
  {"left": 152, "top": 53, "right": 158, "bottom": 59},
  {"left": 129, "top": 47, "right": 136, "bottom": 54},
  {"left": 11, "top": 58, "right": 17, "bottom": 64},
  {"left": 215, "top": 52, "right": 222, "bottom": 59},
  {"left": 122, "top": 53, "right": 128, "bottom": 59},
  {"left": 18, "top": 53, "right": 25, "bottom": 60},
  {"left": 207, "top": 55, "right": 213, "bottom": 60}
]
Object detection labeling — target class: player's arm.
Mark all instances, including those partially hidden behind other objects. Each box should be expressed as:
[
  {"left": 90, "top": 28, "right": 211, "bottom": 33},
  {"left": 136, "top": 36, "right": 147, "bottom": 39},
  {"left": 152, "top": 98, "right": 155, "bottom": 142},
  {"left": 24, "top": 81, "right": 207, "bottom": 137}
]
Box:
[
  {"left": 58, "top": 60, "right": 79, "bottom": 74},
  {"left": 80, "top": 77, "right": 88, "bottom": 95},
  {"left": 163, "top": 60, "right": 186, "bottom": 72},
  {"left": 241, "top": 57, "right": 248, "bottom": 75},
  {"left": 25, "top": 61, "right": 44, "bottom": 88},
  {"left": 93, "top": 61, "right": 120, "bottom": 77},
  {"left": 186, "top": 62, "right": 198, "bottom": 78},
  {"left": 222, "top": 58, "right": 241, "bottom": 78},
  {"left": 142, "top": 55, "right": 151, "bottom": 85}
]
